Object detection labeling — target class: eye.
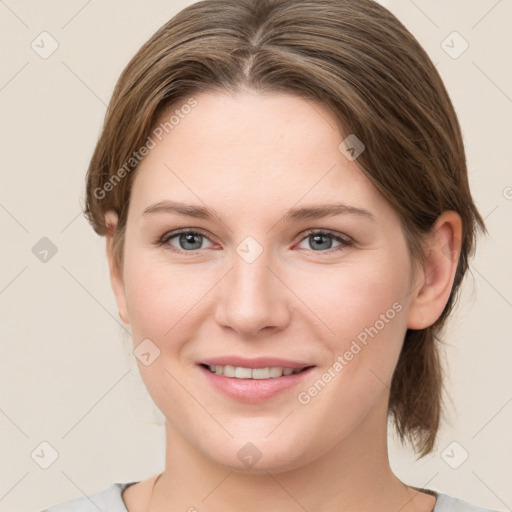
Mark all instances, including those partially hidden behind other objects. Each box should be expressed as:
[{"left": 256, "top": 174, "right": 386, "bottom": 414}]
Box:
[
  {"left": 296, "top": 230, "right": 353, "bottom": 253},
  {"left": 159, "top": 229, "right": 214, "bottom": 252},
  {"left": 157, "top": 228, "right": 353, "bottom": 255}
]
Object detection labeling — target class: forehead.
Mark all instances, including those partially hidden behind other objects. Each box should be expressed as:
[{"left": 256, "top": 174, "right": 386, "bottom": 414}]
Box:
[{"left": 129, "top": 91, "right": 391, "bottom": 222}]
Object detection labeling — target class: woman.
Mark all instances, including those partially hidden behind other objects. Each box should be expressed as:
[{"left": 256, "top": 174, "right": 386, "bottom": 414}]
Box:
[{"left": 39, "top": 0, "right": 500, "bottom": 510}]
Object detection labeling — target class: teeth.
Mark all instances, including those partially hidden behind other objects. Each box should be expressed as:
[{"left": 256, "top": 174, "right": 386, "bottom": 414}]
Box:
[{"left": 207, "top": 364, "right": 303, "bottom": 379}]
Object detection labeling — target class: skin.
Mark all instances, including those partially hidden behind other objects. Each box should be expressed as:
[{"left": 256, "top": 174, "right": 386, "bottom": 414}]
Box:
[{"left": 104, "top": 91, "right": 462, "bottom": 512}]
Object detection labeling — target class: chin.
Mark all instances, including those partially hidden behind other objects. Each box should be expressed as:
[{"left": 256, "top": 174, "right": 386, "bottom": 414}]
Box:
[{"left": 194, "top": 432, "right": 316, "bottom": 475}]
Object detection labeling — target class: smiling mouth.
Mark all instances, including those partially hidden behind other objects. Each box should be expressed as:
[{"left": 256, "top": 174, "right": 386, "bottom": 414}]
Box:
[{"left": 199, "top": 363, "right": 314, "bottom": 379}]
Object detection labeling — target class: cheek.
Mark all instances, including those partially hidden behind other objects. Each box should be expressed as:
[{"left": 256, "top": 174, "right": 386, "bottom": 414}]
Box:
[
  {"left": 300, "top": 251, "right": 412, "bottom": 395},
  {"left": 292, "top": 253, "right": 410, "bottom": 344},
  {"left": 123, "top": 243, "right": 412, "bottom": 341},
  {"left": 294, "top": 259, "right": 411, "bottom": 422},
  {"left": 122, "top": 244, "right": 218, "bottom": 344},
  {"left": 124, "top": 264, "right": 185, "bottom": 338},
  {"left": 122, "top": 222, "right": 413, "bottom": 348}
]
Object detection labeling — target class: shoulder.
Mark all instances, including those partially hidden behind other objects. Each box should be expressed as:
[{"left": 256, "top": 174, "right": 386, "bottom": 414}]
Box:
[
  {"left": 433, "top": 491, "right": 503, "bottom": 512},
  {"left": 36, "top": 482, "right": 136, "bottom": 512}
]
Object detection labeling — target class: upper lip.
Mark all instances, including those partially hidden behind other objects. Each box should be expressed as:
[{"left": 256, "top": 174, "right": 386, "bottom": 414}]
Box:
[{"left": 199, "top": 356, "right": 314, "bottom": 370}]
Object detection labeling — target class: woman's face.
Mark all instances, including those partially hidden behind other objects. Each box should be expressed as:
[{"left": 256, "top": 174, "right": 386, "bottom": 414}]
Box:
[{"left": 110, "top": 91, "right": 420, "bottom": 472}]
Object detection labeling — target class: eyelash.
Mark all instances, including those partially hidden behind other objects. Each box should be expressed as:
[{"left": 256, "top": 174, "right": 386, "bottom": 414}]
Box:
[{"left": 156, "top": 228, "right": 354, "bottom": 255}]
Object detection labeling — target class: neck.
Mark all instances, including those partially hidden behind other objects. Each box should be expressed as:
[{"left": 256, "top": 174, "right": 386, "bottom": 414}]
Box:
[{"left": 148, "top": 399, "right": 433, "bottom": 512}]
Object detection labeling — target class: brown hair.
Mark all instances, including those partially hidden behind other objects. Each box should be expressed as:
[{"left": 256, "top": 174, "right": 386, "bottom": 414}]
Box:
[{"left": 84, "top": 0, "right": 485, "bottom": 457}]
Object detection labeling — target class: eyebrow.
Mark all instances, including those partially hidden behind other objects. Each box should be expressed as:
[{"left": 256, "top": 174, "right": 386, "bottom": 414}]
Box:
[{"left": 141, "top": 200, "right": 375, "bottom": 222}]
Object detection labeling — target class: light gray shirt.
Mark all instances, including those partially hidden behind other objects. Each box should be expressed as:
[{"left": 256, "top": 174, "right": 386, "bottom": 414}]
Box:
[{"left": 37, "top": 482, "right": 503, "bottom": 512}]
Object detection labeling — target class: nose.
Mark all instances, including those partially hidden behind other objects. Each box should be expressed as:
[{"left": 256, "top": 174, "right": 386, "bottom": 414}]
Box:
[{"left": 214, "top": 248, "right": 292, "bottom": 337}]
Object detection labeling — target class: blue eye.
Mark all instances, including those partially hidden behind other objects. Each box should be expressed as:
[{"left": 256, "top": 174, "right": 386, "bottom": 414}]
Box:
[
  {"left": 160, "top": 230, "right": 213, "bottom": 252},
  {"left": 157, "top": 229, "right": 352, "bottom": 254},
  {"left": 297, "top": 230, "right": 353, "bottom": 253}
]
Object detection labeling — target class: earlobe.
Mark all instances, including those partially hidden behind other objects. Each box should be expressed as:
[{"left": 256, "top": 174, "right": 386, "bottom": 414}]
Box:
[
  {"left": 407, "top": 211, "right": 462, "bottom": 330},
  {"left": 104, "top": 211, "right": 130, "bottom": 325}
]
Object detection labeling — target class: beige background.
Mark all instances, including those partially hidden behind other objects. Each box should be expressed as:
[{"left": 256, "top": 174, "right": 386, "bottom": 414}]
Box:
[{"left": 0, "top": 1, "right": 511, "bottom": 511}]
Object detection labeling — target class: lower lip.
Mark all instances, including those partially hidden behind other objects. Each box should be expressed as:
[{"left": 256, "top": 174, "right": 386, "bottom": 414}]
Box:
[{"left": 198, "top": 365, "right": 315, "bottom": 403}]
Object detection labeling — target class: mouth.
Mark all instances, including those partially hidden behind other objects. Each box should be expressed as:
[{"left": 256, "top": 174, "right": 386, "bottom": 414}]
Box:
[
  {"left": 199, "top": 363, "right": 314, "bottom": 379},
  {"left": 196, "top": 362, "right": 316, "bottom": 403}
]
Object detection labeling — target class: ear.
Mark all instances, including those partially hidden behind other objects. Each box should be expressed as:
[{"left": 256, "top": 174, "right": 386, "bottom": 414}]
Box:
[
  {"left": 407, "top": 211, "right": 462, "bottom": 330},
  {"left": 105, "top": 211, "right": 130, "bottom": 324}
]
